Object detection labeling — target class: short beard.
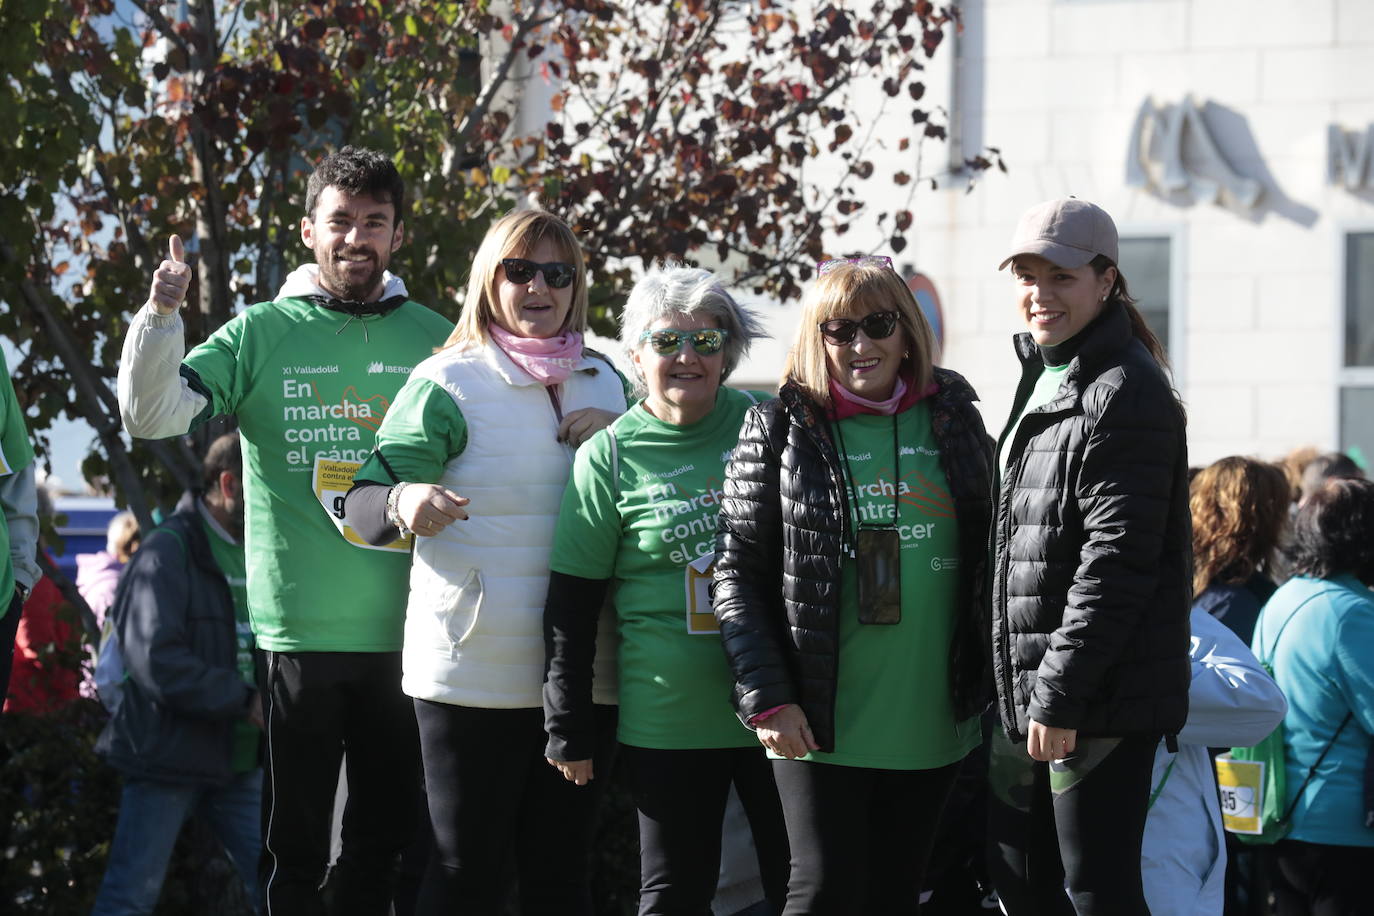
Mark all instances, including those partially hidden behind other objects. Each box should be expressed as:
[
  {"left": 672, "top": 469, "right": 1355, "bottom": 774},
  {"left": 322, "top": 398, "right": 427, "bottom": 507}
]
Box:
[{"left": 318, "top": 253, "right": 385, "bottom": 302}]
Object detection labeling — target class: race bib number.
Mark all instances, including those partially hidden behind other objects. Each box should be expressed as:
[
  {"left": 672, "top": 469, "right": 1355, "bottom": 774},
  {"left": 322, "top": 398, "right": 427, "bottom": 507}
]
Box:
[
  {"left": 312, "top": 455, "right": 413, "bottom": 553},
  {"left": 684, "top": 552, "right": 718, "bottom": 635},
  {"left": 1215, "top": 753, "right": 1264, "bottom": 835}
]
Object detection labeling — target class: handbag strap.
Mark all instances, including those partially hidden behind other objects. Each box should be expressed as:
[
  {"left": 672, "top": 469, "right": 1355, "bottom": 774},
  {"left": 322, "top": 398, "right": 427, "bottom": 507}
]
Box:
[
  {"left": 1254, "top": 588, "right": 1328, "bottom": 667},
  {"left": 1279, "top": 711, "right": 1354, "bottom": 828},
  {"left": 1256, "top": 585, "right": 1358, "bottom": 827}
]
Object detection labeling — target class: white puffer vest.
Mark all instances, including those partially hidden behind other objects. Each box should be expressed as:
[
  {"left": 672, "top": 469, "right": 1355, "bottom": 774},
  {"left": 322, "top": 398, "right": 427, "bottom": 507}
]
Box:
[{"left": 402, "top": 341, "right": 625, "bottom": 708}]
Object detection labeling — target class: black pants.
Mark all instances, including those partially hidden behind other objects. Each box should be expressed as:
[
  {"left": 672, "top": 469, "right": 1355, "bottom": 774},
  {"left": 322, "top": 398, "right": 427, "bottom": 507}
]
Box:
[
  {"left": 771, "top": 757, "right": 962, "bottom": 915},
  {"left": 414, "top": 700, "right": 618, "bottom": 916},
  {"left": 987, "top": 732, "right": 1157, "bottom": 916},
  {"left": 621, "top": 744, "right": 790, "bottom": 916},
  {"left": 1273, "top": 838, "right": 1374, "bottom": 916},
  {"left": 261, "top": 650, "right": 421, "bottom": 916},
  {"left": 0, "top": 589, "right": 22, "bottom": 701}
]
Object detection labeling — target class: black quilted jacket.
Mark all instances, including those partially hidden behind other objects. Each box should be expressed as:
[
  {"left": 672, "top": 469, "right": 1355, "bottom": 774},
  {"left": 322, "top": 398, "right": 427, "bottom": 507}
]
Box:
[
  {"left": 712, "top": 368, "right": 994, "bottom": 752},
  {"left": 992, "top": 301, "right": 1192, "bottom": 744}
]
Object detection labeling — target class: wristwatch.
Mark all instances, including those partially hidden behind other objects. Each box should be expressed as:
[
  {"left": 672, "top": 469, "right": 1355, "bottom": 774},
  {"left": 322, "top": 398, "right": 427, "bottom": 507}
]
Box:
[{"left": 15, "top": 581, "right": 29, "bottom": 603}]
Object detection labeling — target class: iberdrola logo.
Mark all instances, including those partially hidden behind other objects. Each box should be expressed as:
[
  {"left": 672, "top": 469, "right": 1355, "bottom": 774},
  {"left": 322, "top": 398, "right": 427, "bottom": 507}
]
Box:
[{"left": 366, "top": 361, "right": 410, "bottom": 375}]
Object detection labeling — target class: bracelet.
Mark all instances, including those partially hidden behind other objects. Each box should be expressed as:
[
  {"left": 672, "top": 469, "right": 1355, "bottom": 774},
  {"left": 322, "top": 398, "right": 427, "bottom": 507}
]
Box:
[{"left": 386, "top": 482, "right": 412, "bottom": 536}]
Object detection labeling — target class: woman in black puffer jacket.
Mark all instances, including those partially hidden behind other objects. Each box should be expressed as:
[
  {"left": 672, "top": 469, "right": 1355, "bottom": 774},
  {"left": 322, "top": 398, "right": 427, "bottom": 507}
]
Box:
[
  {"left": 987, "top": 198, "right": 1191, "bottom": 916},
  {"left": 714, "top": 258, "right": 993, "bottom": 914}
]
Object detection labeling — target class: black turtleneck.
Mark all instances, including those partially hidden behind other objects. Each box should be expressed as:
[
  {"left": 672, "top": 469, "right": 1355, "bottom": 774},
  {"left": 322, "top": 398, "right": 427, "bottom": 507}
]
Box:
[{"left": 1037, "top": 301, "right": 1113, "bottom": 368}]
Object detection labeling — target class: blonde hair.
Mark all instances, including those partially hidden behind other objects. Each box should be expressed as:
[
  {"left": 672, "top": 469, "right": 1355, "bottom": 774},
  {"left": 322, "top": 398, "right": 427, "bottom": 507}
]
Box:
[
  {"left": 443, "top": 208, "right": 589, "bottom": 351},
  {"left": 106, "top": 511, "right": 140, "bottom": 564},
  {"left": 783, "top": 262, "right": 937, "bottom": 406}
]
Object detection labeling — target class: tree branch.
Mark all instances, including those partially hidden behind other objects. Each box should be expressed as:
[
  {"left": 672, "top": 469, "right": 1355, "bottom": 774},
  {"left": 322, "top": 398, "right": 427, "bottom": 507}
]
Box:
[
  {"left": 130, "top": 0, "right": 192, "bottom": 56},
  {"left": 0, "top": 238, "right": 192, "bottom": 531},
  {"left": 449, "top": 1, "right": 551, "bottom": 174}
]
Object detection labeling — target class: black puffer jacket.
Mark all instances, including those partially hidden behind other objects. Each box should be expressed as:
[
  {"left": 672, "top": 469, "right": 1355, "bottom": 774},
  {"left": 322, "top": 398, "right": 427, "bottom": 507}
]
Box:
[
  {"left": 713, "top": 368, "right": 994, "bottom": 752},
  {"left": 992, "top": 301, "right": 1191, "bottom": 744}
]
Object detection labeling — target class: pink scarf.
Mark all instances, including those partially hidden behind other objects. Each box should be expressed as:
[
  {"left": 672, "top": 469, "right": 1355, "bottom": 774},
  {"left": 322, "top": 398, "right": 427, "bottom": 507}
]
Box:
[
  {"left": 489, "top": 325, "right": 584, "bottom": 385},
  {"left": 827, "top": 372, "right": 938, "bottom": 420}
]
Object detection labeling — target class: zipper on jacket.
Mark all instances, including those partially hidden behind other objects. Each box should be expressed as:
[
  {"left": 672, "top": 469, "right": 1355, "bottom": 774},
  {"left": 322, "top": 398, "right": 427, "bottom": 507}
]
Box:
[
  {"left": 991, "top": 356, "right": 1043, "bottom": 744},
  {"left": 806, "top": 405, "right": 849, "bottom": 749},
  {"left": 546, "top": 385, "right": 576, "bottom": 463},
  {"left": 992, "top": 350, "right": 1087, "bottom": 743}
]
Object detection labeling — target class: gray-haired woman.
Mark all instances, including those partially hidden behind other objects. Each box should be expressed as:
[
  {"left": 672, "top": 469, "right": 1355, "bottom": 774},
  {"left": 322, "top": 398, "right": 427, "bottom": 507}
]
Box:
[{"left": 543, "top": 265, "right": 790, "bottom": 915}]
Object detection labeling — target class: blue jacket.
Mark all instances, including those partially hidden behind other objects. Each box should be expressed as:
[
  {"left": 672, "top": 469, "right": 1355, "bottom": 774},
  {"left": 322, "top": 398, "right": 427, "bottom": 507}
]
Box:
[
  {"left": 1142, "top": 607, "right": 1286, "bottom": 914},
  {"left": 95, "top": 498, "right": 254, "bottom": 784},
  {"left": 1253, "top": 575, "right": 1374, "bottom": 847},
  {"left": 1193, "top": 573, "right": 1275, "bottom": 649}
]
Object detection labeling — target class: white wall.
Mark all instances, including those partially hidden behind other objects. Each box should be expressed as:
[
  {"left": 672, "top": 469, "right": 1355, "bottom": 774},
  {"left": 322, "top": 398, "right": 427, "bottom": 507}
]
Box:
[
  {"left": 730, "top": 0, "right": 1374, "bottom": 466},
  {"left": 920, "top": 0, "right": 1374, "bottom": 464}
]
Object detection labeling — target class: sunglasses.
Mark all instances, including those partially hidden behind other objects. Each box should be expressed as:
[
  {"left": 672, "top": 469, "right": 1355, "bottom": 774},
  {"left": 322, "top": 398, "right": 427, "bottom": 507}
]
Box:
[
  {"left": 640, "top": 327, "right": 731, "bottom": 356},
  {"left": 501, "top": 258, "right": 577, "bottom": 289},
  {"left": 818, "top": 310, "right": 900, "bottom": 345},
  {"left": 816, "top": 255, "right": 894, "bottom": 275}
]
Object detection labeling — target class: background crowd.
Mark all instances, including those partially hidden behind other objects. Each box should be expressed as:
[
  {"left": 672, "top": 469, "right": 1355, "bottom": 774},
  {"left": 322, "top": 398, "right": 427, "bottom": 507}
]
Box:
[{"left": 0, "top": 148, "right": 1370, "bottom": 916}]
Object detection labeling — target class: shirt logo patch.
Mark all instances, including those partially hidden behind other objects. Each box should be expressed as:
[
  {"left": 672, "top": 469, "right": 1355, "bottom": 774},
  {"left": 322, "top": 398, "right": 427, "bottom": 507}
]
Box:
[{"left": 366, "top": 361, "right": 412, "bottom": 375}]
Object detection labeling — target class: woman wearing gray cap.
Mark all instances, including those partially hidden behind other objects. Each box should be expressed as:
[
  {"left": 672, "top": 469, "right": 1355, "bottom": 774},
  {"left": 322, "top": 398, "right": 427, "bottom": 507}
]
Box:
[{"left": 987, "top": 198, "right": 1191, "bottom": 915}]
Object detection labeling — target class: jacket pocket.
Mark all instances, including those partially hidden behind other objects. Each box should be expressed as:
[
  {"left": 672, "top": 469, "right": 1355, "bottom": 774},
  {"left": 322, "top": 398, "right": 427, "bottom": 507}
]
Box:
[{"left": 436, "top": 567, "right": 484, "bottom": 659}]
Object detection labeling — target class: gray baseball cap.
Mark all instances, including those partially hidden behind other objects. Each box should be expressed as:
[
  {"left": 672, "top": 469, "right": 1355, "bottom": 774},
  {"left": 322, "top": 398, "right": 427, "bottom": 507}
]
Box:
[{"left": 999, "top": 198, "right": 1118, "bottom": 270}]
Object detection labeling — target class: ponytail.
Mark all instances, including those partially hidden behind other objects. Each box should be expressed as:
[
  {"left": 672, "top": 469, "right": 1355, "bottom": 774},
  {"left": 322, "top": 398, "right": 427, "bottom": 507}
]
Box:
[{"left": 1090, "top": 255, "right": 1169, "bottom": 370}]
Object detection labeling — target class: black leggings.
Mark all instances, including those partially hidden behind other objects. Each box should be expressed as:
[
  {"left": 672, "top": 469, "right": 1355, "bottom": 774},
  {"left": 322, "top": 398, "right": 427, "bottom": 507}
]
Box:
[
  {"left": 621, "top": 744, "right": 790, "bottom": 916},
  {"left": 413, "top": 700, "right": 618, "bottom": 916},
  {"left": 771, "top": 757, "right": 962, "bottom": 915},
  {"left": 987, "top": 731, "right": 1158, "bottom": 916},
  {"left": 1273, "top": 838, "right": 1374, "bottom": 916}
]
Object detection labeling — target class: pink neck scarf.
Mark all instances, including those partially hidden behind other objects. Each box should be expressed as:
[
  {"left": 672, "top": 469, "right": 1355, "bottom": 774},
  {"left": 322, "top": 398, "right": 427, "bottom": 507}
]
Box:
[
  {"left": 828, "top": 372, "right": 938, "bottom": 420},
  {"left": 489, "top": 325, "right": 584, "bottom": 386}
]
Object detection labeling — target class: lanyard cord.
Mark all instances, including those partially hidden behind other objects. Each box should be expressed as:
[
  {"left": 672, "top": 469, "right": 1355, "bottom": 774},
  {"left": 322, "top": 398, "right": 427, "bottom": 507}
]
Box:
[{"left": 832, "top": 411, "right": 901, "bottom": 529}]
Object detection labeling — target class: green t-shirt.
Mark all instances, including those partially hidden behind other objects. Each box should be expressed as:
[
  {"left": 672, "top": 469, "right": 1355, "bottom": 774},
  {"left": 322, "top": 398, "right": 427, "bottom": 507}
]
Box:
[
  {"left": 181, "top": 297, "right": 453, "bottom": 651},
  {"left": 353, "top": 377, "right": 469, "bottom": 486},
  {"left": 351, "top": 351, "right": 634, "bottom": 488},
  {"left": 200, "top": 509, "right": 257, "bottom": 774},
  {"left": 0, "top": 350, "right": 35, "bottom": 602},
  {"left": 550, "top": 387, "right": 767, "bottom": 750},
  {"left": 998, "top": 362, "right": 1068, "bottom": 475},
  {"left": 800, "top": 404, "right": 981, "bottom": 770}
]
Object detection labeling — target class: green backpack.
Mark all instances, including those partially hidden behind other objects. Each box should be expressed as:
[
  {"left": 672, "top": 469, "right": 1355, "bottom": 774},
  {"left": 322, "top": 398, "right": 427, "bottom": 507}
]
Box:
[{"left": 1227, "top": 593, "right": 1353, "bottom": 845}]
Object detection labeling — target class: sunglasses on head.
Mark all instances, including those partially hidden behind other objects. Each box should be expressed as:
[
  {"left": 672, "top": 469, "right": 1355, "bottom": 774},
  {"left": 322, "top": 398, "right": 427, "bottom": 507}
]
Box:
[
  {"left": 816, "top": 255, "right": 895, "bottom": 276},
  {"left": 818, "top": 310, "right": 900, "bottom": 345},
  {"left": 501, "top": 258, "right": 577, "bottom": 289},
  {"left": 640, "top": 327, "right": 730, "bottom": 356}
]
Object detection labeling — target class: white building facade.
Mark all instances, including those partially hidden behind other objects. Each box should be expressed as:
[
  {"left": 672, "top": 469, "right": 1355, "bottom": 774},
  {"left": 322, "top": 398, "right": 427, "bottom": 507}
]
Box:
[
  {"left": 882, "top": 0, "right": 1374, "bottom": 466},
  {"left": 522, "top": 0, "right": 1374, "bottom": 468}
]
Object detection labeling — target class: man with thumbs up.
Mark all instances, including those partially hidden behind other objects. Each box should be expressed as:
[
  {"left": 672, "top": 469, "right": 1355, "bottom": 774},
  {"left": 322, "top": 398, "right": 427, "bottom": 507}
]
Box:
[{"left": 118, "top": 146, "right": 452, "bottom": 916}]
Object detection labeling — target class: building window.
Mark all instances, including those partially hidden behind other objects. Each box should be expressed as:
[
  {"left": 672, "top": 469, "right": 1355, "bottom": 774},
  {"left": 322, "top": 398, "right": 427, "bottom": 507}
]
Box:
[
  {"left": 1339, "top": 387, "right": 1374, "bottom": 468},
  {"left": 1117, "top": 236, "right": 1172, "bottom": 355},
  {"left": 1341, "top": 231, "right": 1374, "bottom": 465},
  {"left": 1345, "top": 232, "right": 1374, "bottom": 367}
]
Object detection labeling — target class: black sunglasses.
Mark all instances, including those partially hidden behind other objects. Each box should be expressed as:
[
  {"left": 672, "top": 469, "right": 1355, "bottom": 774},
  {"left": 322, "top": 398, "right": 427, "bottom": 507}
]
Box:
[
  {"left": 818, "top": 310, "right": 900, "bottom": 345},
  {"left": 501, "top": 258, "right": 577, "bottom": 289}
]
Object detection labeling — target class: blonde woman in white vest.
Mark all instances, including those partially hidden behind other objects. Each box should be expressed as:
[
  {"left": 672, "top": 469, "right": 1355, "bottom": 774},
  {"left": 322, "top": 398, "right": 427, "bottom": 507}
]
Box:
[{"left": 344, "top": 209, "right": 628, "bottom": 915}]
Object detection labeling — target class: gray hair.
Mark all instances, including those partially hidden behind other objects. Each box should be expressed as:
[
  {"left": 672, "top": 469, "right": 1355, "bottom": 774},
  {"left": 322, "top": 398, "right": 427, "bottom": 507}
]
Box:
[{"left": 619, "top": 265, "right": 767, "bottom": 395}]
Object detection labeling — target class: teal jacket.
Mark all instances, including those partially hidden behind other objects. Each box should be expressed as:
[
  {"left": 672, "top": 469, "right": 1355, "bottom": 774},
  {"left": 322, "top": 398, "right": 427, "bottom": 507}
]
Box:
[{"left": 1253, "top": 574, "right": 1374, "bottom": 847}]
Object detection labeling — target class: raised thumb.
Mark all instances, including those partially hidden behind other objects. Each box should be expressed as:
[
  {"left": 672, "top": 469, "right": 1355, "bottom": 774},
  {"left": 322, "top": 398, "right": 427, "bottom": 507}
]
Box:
[{"left": 168, "top": 234, "right": 186, "bottom": 265}]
